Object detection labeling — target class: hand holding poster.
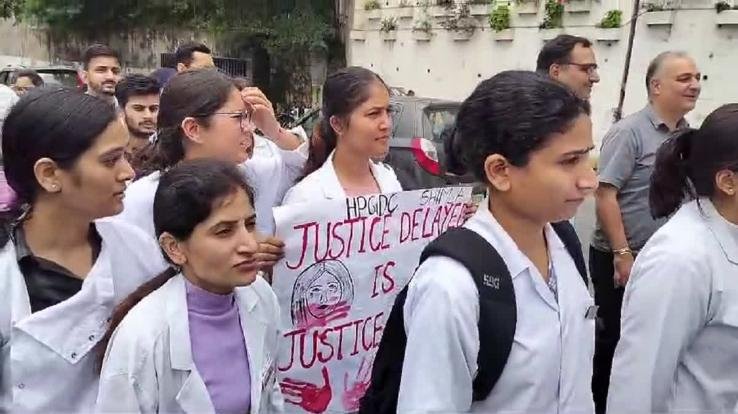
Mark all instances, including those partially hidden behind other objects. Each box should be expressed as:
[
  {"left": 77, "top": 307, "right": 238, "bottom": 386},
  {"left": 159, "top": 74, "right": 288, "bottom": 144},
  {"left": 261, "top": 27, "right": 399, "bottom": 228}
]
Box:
[{"left": 272, "top": 186, "right": 473, "bottom": 414}]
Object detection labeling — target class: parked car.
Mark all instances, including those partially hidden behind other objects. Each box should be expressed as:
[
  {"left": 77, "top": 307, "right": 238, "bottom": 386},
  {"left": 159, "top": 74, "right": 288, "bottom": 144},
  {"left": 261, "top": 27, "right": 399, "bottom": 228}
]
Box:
[
  {"left": 0, "top": 65, "right": 82, "bottom": 89},
  {"left": 292, "top": 95, "right": 479, "bottom": 191}
]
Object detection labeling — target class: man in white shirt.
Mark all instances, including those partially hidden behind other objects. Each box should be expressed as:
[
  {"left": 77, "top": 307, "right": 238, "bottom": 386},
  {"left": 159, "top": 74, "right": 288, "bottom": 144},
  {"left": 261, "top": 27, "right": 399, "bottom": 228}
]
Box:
[{"left": 398, "top": 71, "right": 598, "bottom": 413}]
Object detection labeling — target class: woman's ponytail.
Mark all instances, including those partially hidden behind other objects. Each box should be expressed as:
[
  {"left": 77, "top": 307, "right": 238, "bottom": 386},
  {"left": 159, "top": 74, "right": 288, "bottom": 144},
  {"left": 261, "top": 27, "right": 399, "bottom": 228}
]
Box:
[{"left": 649, "top": 129, "right": 696, "bottom": 218}]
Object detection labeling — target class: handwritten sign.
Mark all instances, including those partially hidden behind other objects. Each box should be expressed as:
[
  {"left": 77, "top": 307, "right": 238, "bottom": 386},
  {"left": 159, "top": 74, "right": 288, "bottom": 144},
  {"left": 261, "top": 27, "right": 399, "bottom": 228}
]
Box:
[{"left": 272, "top": 186, "right": 473, "bottom": 413}]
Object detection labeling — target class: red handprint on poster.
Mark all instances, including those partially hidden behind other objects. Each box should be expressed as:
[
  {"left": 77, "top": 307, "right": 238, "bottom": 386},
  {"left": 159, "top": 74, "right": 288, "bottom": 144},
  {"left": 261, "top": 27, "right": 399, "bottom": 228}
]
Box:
[
  {"left": 341, "top": 355, "right": 374, "bottom": 412},
  {"left": 281, "top": 365, "right": 333, "bottom": 414}
]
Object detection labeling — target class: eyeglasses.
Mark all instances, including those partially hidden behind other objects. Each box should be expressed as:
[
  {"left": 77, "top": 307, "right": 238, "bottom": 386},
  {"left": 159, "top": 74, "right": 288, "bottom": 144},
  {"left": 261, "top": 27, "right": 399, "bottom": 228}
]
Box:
[
  {"left": 196, "top": 111, "right": 254, "bottom": 132},
  {"left": 563, "top": 62, "right": 599, "bottom": 76}
]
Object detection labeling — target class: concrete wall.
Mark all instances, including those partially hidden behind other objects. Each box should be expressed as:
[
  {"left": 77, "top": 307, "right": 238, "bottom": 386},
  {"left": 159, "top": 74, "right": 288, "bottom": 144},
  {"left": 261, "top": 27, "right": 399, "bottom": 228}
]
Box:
[
  {"left": 0, "top": 18, "right": 219, "bottom": 73},
  {"left": 347, "top": 0, "right": 738, "bottom": 145}
]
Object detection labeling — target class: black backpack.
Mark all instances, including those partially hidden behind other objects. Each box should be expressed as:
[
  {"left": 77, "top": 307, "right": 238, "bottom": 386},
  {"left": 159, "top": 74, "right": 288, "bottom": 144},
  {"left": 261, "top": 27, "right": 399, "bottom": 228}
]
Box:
[{"left": 359, "top": 220, "right": 587, "bottom": 414}]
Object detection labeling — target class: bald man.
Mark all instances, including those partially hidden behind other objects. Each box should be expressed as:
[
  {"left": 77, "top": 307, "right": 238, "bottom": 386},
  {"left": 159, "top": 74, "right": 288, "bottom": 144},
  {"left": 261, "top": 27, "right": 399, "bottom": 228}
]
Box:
[{"left": 590, "top": 51, "right": 701, "bottom": 414}]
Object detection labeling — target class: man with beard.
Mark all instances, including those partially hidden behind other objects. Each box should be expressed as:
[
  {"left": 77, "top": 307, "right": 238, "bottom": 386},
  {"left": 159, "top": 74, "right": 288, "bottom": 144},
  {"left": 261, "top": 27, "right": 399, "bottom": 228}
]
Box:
[
  {"left": 536, "top": 34, "right": 600, "bottom": 101},
  {"left": 175, "top": 42, "right": 215, "bottom": 72},
  {"left": 80, "top": 44, "right": 122, "bottom": 107},
  {"left": 115, "top": 74, "right": 161, "bottom": 167}
]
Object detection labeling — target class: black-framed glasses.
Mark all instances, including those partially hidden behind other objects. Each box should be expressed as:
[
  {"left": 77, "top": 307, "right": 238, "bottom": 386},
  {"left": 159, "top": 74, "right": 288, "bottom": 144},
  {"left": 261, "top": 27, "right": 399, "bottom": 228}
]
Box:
[
  {"left": 195, "top": 111, "right": 254, "bottom": 132},
  {"left": 563, "top": 62, "right": 599, "bottom": 75}
]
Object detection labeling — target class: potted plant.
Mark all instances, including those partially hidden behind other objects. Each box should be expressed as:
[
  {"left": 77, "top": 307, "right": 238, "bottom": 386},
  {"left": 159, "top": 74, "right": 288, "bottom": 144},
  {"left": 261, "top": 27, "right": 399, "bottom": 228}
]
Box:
[
  {"left": 716, "top": 1, "right": 731, "bottom": 12},
  {"left": 413, "top": 18, "right": 434, "bottom": 40},
  {"left": 539, "top": 0, "right": 564, "bottom": 31},
  {"left": 642, "top": 2, "right": 674, "bottom": 25},
  {"left": 440, "top": 3, "right": 477, "bottom": 40},
  {"left": 566, "top": 0, "right": 592, "bottom": 13},
  {"left": 469, "top": 0, "right": 492, "bottom": 16},
  {"left": 489, "top": 5, "right": 514, "bottom": 40},
  {"left": 595, "top": 9, "right": 622, "bottom": 41},
  {"left": 380, "top": 17, "right": 399, "bottom": 41},
  {"left": 431, "top": 0, "right": 455, "bottom": 17},
  {"left": 717, "top": 6, "right": 738, "bottom": 25},
  {"left": 398, "top": 0, "right": 415, "bottom": 18},
  {"left": 515, "top": 0, "right": 540, "bottom": 14},
  {"left": 365, "top": 0, "right": 382, "bottom": 19}
]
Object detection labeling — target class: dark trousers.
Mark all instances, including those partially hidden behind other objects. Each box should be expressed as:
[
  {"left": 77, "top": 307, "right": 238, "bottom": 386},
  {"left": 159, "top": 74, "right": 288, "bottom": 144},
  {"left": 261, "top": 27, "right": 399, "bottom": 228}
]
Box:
[{"left": 589, "top": 246, "right": 625, "bottom": 414}]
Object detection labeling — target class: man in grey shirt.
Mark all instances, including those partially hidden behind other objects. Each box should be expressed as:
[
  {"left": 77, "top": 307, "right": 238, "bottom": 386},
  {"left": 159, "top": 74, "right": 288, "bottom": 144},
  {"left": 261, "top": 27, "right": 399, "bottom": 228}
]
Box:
[{"left": 590, "top": 51, "right": 701, "bottom": 413}]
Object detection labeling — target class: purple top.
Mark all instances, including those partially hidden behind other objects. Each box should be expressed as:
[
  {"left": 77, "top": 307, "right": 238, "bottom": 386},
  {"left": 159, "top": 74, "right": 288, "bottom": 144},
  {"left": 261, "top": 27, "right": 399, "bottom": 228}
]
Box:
[
  {"left": 0, "top": 170, "right": 16, "bottom": 211},
  {"left": 186, "top": 279, "right": 251, "bottom": 414}
]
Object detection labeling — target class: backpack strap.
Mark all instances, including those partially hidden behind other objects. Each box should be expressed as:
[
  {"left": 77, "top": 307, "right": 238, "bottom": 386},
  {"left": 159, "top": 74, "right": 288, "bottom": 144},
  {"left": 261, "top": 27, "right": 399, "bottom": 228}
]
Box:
[
  {"left": 420, "top": 227, "right": 516, "bottom": 402},
  {"left": 551, "top": 220, "right": 588, "bottom": 286},
  {"left": 359, "top": 284, "right": 410, "bottom": 414}
]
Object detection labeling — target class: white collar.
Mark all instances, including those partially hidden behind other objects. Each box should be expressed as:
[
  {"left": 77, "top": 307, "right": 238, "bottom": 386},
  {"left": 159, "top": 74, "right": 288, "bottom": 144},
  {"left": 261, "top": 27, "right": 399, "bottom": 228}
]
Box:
[
  {"left": 316, "top": 149, "right": 389, "bottom": 200},
  {"left": 464, "top": 198, "right": 570, "bottom": 281}
]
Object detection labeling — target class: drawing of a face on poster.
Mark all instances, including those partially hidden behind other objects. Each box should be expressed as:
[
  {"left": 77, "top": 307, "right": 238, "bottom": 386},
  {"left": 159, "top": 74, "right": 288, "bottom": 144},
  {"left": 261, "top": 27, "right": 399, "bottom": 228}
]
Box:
[{"left": 291, "top": 260, "right": 354, "bottom": 329}]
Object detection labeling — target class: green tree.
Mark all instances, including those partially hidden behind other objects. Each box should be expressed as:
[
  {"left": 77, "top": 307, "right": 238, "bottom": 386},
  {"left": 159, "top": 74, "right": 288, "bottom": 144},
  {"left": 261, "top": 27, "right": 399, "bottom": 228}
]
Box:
[{"left": 14, "top": 0, "right": 342, "bottom": 106}]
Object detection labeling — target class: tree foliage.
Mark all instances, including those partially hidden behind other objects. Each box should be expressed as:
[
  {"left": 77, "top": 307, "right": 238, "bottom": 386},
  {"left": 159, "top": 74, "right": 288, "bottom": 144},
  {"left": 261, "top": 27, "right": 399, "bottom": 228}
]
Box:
[
  {"left": 13, "top": 0, "right": 341, "bottom": 104},
  {"left": 17, "top": 0, "right": 336, "bottom": 55}
]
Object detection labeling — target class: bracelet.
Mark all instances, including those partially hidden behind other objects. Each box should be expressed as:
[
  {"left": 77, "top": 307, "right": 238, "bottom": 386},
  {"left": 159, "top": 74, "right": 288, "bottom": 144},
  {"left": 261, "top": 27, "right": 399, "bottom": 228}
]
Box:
[{"left": 612, "top": 247, "right": 633, "bottom": 256}]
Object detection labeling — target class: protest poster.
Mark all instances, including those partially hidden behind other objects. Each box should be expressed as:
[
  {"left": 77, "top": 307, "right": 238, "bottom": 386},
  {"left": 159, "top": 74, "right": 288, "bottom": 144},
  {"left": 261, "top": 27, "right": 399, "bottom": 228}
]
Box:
[{"left": 272, "top": 186, "right": 473, "bottom": 413}]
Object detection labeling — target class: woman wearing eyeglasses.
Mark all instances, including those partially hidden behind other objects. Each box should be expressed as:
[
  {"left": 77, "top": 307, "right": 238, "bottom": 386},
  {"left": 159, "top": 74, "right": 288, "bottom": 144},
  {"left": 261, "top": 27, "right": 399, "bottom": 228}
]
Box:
[{"left": 118, "top": 69, "right": 305, "bottom": 271}]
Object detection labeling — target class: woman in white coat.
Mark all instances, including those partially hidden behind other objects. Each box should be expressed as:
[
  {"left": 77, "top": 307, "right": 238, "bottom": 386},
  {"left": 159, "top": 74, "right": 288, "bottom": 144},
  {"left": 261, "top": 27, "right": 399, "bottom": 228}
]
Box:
[
  {"left": 118, "top": 69, "right": 305, "bottom": 269},
  {"left": 397, "top": 71, "right": 598, "bottom": 413},
  {"left": 96, "top": 159, "right": 282, "bottom": 413},
  {"left": 282, "top": 66, "right": 402, "bottom": 205},
  {"left": 607, "top": 104, "right": 738, "bottom": 413},
  {"left": 0, "top": 88, "right": 166, "bottom": 412}
]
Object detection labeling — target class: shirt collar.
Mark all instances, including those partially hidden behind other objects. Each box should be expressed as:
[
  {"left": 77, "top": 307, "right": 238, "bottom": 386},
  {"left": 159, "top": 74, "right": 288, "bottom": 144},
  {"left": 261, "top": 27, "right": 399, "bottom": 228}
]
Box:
[
  {"left": 12, "top": 222, "right": 32, "bottom": 262},
  {"left": 318, "top": 149, "right": 389, "bottom": 199},
  {"left": 463, "top": 198, "right": 533, "bottom": 279},
  {"left": 12, "top": 222, "right": 102, "bottom": 264},
  {"left": 644, "top": 104, "right": 689, "bottom": 131}
]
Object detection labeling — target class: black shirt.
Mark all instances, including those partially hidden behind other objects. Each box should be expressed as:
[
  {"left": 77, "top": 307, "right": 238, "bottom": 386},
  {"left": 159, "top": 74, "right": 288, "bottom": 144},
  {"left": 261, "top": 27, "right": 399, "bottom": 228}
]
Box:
[{"left": 13, "top": 223, "right": 102, "bottom": 313}]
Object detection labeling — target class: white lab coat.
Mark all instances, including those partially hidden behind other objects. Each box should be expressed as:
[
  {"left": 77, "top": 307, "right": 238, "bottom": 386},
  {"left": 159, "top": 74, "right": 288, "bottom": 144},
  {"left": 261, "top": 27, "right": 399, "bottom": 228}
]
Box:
[
  {"left": 608, "top": 198, "right": 738, "bottom": 413},
  {"left": 244, "top": 136, "right": 309, "bottom": 235},
  {"left": 96, "top": 274, "right": 283, "bottom": 414},
  {"left": 281, "top": 149, "right": 402, "bottom": 205},
  {"left": 0, "top": 218, "right": 167, "bottom": 412},
  {"left": 398, "top": 200, "right": 596, "bottom": 413},
  {"left": 118, "top": 136, "right": 307, "bottom": 238}
]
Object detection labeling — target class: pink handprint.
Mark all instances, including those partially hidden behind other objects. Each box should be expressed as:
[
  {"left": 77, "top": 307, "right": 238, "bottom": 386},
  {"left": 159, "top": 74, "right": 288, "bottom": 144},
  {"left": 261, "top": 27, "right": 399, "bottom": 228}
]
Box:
[{"left": 342, "top": 356, "right": 374, "bottom": 412}]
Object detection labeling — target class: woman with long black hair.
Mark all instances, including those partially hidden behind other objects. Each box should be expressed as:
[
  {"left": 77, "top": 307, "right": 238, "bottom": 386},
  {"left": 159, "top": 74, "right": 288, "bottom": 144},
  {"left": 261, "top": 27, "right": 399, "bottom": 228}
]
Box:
[
  {"left": 97, "top": 160, "right": 282, "bottom": 413},
  {"left": 0, "top": 87, "right": 166, "bottom": 412},
  {"left": 608, "top": 104, "right": 738, "bottom": 412}
]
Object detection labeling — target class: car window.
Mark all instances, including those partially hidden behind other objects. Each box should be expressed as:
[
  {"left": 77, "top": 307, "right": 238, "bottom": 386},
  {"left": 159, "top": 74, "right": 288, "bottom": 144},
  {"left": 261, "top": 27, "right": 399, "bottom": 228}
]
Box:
[
  {"left": 37, "top": 70, "right": 78, "bottom": 88},
  {"left": 423, "top": 106, "right": 459, "bottom": 142},
  {"left": 390, "top": 102, "right": 415, "bottom": 138},
  {"left": 0, "top": 71, "right": 8, "bottom": 85}
]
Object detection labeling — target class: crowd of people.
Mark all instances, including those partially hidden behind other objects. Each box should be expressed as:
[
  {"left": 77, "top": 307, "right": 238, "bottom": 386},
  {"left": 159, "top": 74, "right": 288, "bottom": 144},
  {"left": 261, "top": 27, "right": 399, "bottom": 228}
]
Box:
[{"left": 0, "top": 33, "right": 735, "bottom": 414}]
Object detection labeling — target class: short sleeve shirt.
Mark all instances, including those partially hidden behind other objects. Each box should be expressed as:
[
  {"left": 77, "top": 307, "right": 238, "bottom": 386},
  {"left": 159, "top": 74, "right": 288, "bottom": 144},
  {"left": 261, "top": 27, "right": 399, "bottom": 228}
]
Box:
[{"left": 591, "top": 105, "right": 688, "bottom": 251}]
